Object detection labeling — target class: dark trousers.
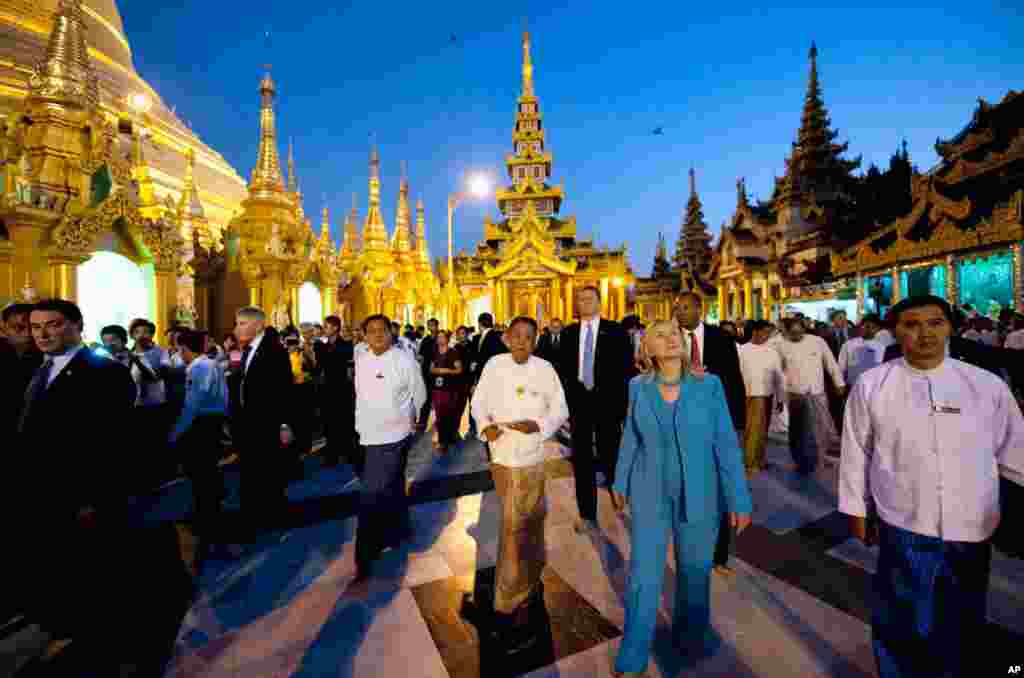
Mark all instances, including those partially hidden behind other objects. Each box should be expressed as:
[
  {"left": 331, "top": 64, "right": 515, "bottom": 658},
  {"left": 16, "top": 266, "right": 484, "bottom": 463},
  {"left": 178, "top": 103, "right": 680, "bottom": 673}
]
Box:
[
  {"left": 135, "top": 404, "right": 172, "bottom": 490},
  {"left": 713, "top": 512, "right": 731, "bottom": 567},
  {"left": 433, "top": 388, "right": 462, "bottom": 447},
  {"left": 321, "top": 389, "right": 356, "bottom": 469},
  {"left": 237, "top": 426, "right": 289, "bottom": 541},
  {"left": 570, "top": 388, "right": 624, "bottom": 522},
  {"left": 178, "top": 414, "right": 226, "bottom": 542},
  {"left": 872, "top": 521, "right": 990, "bottom": 678},
  {"left": 356, "top": 436, "right": 413, "bottom": 571}
]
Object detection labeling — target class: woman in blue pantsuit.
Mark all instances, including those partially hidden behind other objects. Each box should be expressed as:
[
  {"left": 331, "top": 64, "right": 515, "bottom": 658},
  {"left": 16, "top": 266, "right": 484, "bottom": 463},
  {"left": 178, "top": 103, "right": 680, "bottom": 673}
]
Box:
[{"left": 611, "top": 320, "right": 753, "bottom": 677}]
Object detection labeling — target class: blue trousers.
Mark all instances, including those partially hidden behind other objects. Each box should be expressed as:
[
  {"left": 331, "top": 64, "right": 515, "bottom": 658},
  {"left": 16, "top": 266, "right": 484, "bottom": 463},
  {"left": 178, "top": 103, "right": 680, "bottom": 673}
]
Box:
[
  {"left": 355, "top": 436, "right": 412, "bottom": 571},
  {"left": 872, "top": 522, "right": 991, "bottom": 678},
  {"left": 616, "top": 501, "right": 719, "bottom": 674}
]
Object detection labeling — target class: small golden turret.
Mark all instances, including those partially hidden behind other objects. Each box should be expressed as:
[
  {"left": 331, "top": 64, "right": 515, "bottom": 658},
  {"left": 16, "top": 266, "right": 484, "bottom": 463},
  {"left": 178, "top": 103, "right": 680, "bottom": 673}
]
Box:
[
  {"left": 28, "top": 0, "right": 99, "bottom": 110},
  {"left": 362, "top": 145, "right": 388, "bottom": 251},
  {"left": 251, "top": 69, "right": 285, "bottom": 193},
  {"left": 393, "top": 162, "right": 412, "bottom": 252}
]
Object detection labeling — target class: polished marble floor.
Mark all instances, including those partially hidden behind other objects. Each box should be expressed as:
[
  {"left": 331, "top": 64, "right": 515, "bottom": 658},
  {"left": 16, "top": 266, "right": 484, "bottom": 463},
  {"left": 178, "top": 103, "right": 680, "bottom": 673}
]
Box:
[{"left": 6, "top": 431, "right": 1023, "bottom": 677}]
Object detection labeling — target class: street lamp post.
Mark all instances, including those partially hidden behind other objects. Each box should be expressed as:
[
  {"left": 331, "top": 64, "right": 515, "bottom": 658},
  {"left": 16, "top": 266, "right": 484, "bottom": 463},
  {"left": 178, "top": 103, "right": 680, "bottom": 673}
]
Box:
[{"left": 446, "top": 174, "right": 491, "bottom": 327}]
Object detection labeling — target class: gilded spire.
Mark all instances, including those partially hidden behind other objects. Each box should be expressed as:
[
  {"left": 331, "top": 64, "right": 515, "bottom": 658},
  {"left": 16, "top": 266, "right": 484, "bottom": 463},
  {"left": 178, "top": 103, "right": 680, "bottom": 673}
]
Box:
[
  {"left": 288, "top": 138, "right": 298, "bottom": 193},
  {"left": 415, "top": 197, "right": 430, "bottom": 263},
  {"left": 393, "top": 161, "right": 412, "bottom": 251},
  {"left": 178, "top": 148, "right": 205, "bottom": 219},
  {"left": 675, "top": 167, "right": 712, "bottom": 272},
  {"left": 344, "top": 192, "right": 361, "bottom": 254},
  {"left": 688, "top": 167, "right": 696, "bottom": 197},
  {"left": 736, "top": 177, "right": 749, "bottom": 209},
  {"left": 521, "top": 30, "right": 535, "bottom": 98},
  {"left": 362, "top": 145, "right": 388, "bottom": 250},
  {"left": 251, "top": 69, "right": 285, "bottom": 192},
  {"left": 28, "top": 0, "right": 99, "bottom": 109}
]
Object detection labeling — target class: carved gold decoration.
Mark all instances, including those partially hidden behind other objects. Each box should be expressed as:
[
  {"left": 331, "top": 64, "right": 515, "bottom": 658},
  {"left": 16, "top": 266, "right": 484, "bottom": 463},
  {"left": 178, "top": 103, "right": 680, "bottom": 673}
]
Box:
[
  {"left": 141, "top": 215, "right": 185, "bottom": 269},
  {"left": 50, "top": 191, "right": 143, "bottom": 253},
  {"left": 27, "top": 0, "right": 100, "bottom": 110}
]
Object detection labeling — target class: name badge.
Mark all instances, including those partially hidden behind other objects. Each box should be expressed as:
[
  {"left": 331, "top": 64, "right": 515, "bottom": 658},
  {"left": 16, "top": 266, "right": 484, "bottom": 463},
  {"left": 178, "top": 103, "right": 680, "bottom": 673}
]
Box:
[{"left": 933, "top": 404, "right": 961, "bottom": 414}]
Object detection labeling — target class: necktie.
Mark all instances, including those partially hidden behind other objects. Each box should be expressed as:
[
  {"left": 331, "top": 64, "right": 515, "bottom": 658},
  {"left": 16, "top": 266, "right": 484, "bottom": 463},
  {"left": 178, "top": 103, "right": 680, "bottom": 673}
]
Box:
[
  {"left": 689, "top": 331, "right": 701, "bottom": 367},
  {"left": 553, "top": 334, "right": 559, "bottom": 348},
  {"left": 582, "top": 323, "right": 595, "bottom": 390},
  {"left": 240, "top": 345, "right": 253, "bottom": 377},
  {"left": 18, "top": 357, "right": 53, "bottom": 434}
]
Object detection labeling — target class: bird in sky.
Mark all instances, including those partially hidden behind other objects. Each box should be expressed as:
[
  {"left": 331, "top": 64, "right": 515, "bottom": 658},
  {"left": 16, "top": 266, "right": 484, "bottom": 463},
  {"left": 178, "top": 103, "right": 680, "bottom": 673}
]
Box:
[
  {"left": 450, "top": 33, "right": 458, "bottom": 45},
  {"left": 652, "top": 127, "right": 665, "bottom": 136}
]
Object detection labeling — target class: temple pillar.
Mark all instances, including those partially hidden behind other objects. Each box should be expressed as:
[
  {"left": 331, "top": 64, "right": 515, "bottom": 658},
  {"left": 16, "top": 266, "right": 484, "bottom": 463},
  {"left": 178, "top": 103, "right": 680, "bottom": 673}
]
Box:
[
  {"left": 855, "top": 272, "right": 864, "bottom": 319},
  {"left": 564, "top": 278, "right": 574, "bottom": 320},
  {"left": 153, "top": 267, "right": 178, "bottom": 341},
  {"left": 891, "top": 269, "right": 902, "bottom": 304},
  {"left": 47, "top": 258, "right": 81, "bottom": 301},
  {"left": 7, "top": 217, "right": 55, "bottom": 299},
  {"left": 616, "top": 284, "right": 626, "bottom": 321},
  {"left": 1012, "top": 243, "right": 1022, "bottom": 310},
  {"left": 717, "top": 283, "right": 726, "bottom": 322},
  {"left": 600, "top": 278, "right": 610, "bottom": 317},
  {"left": 946, "top": 255, "right": 957, "bottom": 305},
  {"left": 551, "top": 277, "right": 562, "bottom": 320},
  {"left": 743, "top": 277, "right": 753, "bottom": 321}
]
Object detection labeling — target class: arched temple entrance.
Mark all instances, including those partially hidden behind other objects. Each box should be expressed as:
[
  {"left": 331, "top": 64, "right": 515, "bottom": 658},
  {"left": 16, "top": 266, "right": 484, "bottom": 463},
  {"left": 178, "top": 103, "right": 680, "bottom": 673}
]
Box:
[
  {"left": 78, "top": 251, "right": 155, "bottom": 342},
  {"left": 298, "top": 281, "right": 322, "bottom": 325}
]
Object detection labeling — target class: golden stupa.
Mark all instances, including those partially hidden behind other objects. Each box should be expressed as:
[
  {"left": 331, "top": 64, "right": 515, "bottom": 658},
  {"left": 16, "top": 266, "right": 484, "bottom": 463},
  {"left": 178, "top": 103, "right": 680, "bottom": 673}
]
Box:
[{"left": 0, "top": 0, "right": 246, "bottom": 229}]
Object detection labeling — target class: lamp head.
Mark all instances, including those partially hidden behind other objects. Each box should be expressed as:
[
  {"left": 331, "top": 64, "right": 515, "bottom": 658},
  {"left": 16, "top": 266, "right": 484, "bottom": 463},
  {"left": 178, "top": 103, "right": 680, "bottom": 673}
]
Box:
[
  {"left": 468, "top": 174, "right": 491, "bottom": 199},
  {"left": 128, "top": 93, "right": 152, "bottom": 115}
]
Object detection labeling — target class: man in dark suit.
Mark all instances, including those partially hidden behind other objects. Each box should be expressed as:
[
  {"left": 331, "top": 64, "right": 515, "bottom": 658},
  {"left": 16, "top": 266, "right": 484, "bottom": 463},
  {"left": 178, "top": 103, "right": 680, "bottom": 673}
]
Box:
[
  {"left": 467, "top": 313, "right": 508, "bottom": 437},
  {"left": 18, "top": 299, "right": 137, "bottom": 668},
  {"left": 315, "top": 315, "right": 356, "bottom": 470},
  {"left": 1, "top": 302, "right": 43, "bottom": 434},
  {"left": 674, "top": 292, "right": 746, "bottom": 575},
  {"left": 826, "top": 310, "right": 851, "bottom": 358},
  {"left": 535, "top": 317, "right": 564, "bottom": 364},
  {"left": 417, "top": 318, "right": 441, "bottom": 431},
  {"left": 231, "top": 306, "right": 298, "bottom": 543},
  {"left": 557, "top": 286, "right": 633, "bottom": 533}
]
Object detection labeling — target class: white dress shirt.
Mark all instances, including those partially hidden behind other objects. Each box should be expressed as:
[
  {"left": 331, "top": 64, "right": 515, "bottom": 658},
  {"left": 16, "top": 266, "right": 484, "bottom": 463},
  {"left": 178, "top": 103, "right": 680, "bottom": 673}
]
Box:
[
  {"left": 169, "top": 356, "right": 228, "bottom": 442},
  {"left": 47, "top": 344, "right": 85, "bottom": 386},
  {"left": 355, "top": 346, "right": 427, "bottom": 445},
  {"left": 837, "top": 336, "right": 886, "bottom": 387},
  {"left": 1005, "top": 328, "right": 1024, "bottom": 350},
  {"left": 243, "top": 331, "right": 265, "bottom": 374},
  {"left": 131, "top": 344, "right": 172, "bottom": 407},
  {"left": 577, "top": 316, "right": 601, "bottom": 381},
  {"left": 840, "top": 358, "right": 1024, "bottom": 542},
  {"left": 774, "top": 334, "right": 845, "bottom": 395},
  {"left": 874, "top": 328, "right": 895, "bottom": 348},
  {"left": 682, "top": 321, "right": 705, "bottom": 368},
  {"left": 472, "top": 354, "right": 569, "bottom": 468},
  {"left": 738, "top": 343, "right": 785, "bottom": 401}
]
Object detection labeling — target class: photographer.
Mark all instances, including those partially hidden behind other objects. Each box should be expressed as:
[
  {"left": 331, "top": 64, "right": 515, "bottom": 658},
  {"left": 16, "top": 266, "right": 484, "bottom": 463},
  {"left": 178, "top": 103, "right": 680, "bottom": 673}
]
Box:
[{"left": 282, "top": 326, "right": 316, "bottom": 476}]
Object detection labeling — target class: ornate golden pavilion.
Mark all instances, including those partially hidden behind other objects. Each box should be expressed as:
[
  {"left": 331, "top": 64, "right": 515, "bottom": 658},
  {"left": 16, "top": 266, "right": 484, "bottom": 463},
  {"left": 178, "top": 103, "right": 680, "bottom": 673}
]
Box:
[
  {"left": 448, "top": 32, "right": 635, "bottom": 326},
  {"left": 832, "top": 90, "right": 1024, "bottom": 318}
]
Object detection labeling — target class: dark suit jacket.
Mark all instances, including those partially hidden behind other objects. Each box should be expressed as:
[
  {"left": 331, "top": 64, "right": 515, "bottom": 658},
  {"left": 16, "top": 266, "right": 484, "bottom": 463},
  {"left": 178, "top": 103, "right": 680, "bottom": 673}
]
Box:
[
  {"left": 232, "top": 327, "right": 297, "bottom": 447},
  {"left": 469, "top": 328, "right": 508, "bottom": 385},
  {"left": 535, "top": 331, "right": 564, "bottom": 364},
  {"left": 19, "top": 346, "right": 137, "bottom": 517},
  {"left": 314, "top": 337, "right": 354, "bottom": 395},
  {"left": 557, "top": 318, "right": 632, "bottom": 422},
  {"left": 825, "top": 328, "right": 850, "bottom": 358},
  {"left": 883, "top": 337, "right": 1006, "bottom": 377},
  {"left": 698, "top": 324, "right": 746, "bottom": 430}
]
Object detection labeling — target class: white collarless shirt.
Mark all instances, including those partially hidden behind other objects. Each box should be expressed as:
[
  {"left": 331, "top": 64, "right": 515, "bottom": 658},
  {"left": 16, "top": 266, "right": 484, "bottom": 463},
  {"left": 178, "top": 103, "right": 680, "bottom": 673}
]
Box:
[
  {"left": 775, "top": 334, "right": 845, "bottom": 395},
  {"left": 354, "top": 346, "right": 427, "bottom": 445},
  {"left": 738, "top": 343, "right": 784, "bottom": 400},
  {"left": 839, "top": 358, "right": 1024, "bottom": 542},
  {"left": 577, "top": 316, "right": 601, "bottom": 382},
  {"left": 837, "top": 336, "right": 886, "bottom": 387}
]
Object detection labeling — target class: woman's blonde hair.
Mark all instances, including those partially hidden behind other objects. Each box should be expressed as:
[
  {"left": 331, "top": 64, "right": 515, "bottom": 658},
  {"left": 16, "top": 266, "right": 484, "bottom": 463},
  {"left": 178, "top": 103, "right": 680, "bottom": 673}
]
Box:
[{"left": 642, "top": 319, "right": 689, "bottom": 374}]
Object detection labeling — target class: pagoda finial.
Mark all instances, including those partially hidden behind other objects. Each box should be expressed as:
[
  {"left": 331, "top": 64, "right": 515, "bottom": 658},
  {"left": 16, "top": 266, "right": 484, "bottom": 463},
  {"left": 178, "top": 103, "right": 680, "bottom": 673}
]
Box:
[
  {"left": 394, "top": 160, "right": 412, "bottom": 251},
  {"left": 415, "top": 196, "right": 430, "bottom": 261},
  {"left": 736, "top": 176, "right": 749, "bottom": 208},
  {"left": 252, "top": 66, "right": 285, "bottom": 192},
  {"left": 369, "top": 143, "right": 380, "bottom": 206},
  {"left": 178, "top": 147, "right": 205, "bottom": 219},
  {"left": 689, "top": 168, "right": 696, "bottom": 197},
  {"left": 521, "top": 30, "right": 535, "bottom": 97},
  {"left": 287, "top": 137, "right": 297, "bottom": 193},
  {"left": 363, "top": 143, "right": 388, "bottom": 250},
  {"left": 29, "top": 0, "right": 99, "bottom": 110}
]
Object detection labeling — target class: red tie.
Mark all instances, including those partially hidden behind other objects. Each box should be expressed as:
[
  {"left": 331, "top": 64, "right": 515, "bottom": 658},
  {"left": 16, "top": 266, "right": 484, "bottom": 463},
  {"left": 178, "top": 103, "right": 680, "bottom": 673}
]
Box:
[{"left": 689, "top": 331, "right": 701, "bottom": 367}]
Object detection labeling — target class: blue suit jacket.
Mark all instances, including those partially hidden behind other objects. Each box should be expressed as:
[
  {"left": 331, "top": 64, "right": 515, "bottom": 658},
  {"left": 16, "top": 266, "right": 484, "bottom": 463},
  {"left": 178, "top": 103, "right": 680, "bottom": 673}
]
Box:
[{"left": 613, "top": 373, "right": 753, "bottom": 523}]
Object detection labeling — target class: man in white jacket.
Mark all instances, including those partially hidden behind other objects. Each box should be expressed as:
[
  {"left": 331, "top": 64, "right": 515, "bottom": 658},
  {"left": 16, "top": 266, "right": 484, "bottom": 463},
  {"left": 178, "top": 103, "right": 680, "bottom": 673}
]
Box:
[{"left": 471, "top": 316, "right": 568, "bottom": 646}]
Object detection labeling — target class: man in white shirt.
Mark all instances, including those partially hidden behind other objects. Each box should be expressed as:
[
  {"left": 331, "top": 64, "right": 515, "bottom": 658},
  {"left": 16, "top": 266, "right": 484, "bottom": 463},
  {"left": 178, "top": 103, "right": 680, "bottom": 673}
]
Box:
[
  {"left": 471, "top": 316, "right": 568, "bottom": 644},
  {"left": 775, "top": 316, "right": 846, "bottom": 475},
  {"left": 839, "top": 295, "right": 1024, "bottom": 678},
  {"left": 738, "top": 320, "right": 785, "bottom": 475},
  {"left": 837, "top": 313, "right": 886, "bottom": 388},
  {"left": 128, "top": 317, "right": 175, "bottom": 488},
  {"left": 352, "top": 314, "right": 426, "bottom": 585}
]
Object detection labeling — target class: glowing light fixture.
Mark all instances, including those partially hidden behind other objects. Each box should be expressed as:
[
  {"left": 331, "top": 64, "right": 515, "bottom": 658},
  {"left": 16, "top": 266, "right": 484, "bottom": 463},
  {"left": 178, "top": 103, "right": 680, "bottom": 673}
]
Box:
[
  {"left": 468, "top": 174, "right": 491, "bottom": 199},
  {"left": 613, "top": 276, "right": 624, "bottom": 287},
  {"left": 128, "top": 93, "right": 152, "bottom": 115}
]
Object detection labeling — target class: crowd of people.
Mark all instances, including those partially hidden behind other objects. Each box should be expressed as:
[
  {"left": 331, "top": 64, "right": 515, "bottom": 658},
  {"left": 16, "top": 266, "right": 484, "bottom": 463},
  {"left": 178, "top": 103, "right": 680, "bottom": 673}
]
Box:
[{"left": 2, "top": 286, "right": 1022, "bottom": 677}]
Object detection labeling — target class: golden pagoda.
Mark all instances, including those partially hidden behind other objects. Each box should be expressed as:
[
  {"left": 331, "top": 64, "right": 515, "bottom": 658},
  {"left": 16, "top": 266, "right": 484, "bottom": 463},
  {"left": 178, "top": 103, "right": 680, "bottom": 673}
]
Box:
[
  {"left": 0, "top": 0, "right": 190, "bottom": 339},
  {"left": 335, "top": 149, "right": 441, "bottom": 326},
  {"left": 0, "top": 0, "right": 246, "bottom": 237},
  {"left": 451, "top": 31, "right": 633, "bottom": 326}
]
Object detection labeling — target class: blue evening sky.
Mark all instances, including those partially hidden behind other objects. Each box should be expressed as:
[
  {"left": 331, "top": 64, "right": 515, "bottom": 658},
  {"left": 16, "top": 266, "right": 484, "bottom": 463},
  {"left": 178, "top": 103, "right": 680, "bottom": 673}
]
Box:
[{"left": 121, "top": 1, "right": 1022, "bottom": 276}]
